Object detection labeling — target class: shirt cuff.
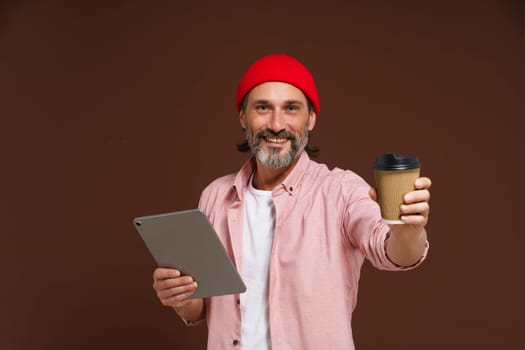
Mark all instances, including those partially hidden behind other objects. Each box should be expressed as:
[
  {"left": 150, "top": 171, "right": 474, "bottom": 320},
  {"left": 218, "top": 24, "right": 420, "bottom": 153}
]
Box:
[
  {"left": 174, "top": 308, "right": 206, "bottom": 327},
  {"left": 180, "top": 316, "right": 205, "bottom": 327},
  {"left": 383, "top": 232, "right": 430, "bottom": 270}
]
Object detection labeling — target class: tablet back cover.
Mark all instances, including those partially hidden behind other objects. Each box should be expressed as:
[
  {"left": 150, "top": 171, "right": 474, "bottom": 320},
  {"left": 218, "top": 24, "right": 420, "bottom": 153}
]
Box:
[{"left": 134, "top": 209, "right": 246, "bottom": 299}]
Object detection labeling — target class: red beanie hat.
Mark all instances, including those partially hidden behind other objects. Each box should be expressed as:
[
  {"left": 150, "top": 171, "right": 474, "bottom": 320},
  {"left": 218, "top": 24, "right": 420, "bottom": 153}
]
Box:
[{"left": 236, "top": 53, "right": 320, "bottom": 115}]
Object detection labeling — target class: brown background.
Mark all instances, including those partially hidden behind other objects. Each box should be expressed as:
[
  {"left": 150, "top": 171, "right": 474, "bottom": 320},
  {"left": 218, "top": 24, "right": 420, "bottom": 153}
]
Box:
[{"left": 1, "top": 0, "right": 524, "bottom": 349}]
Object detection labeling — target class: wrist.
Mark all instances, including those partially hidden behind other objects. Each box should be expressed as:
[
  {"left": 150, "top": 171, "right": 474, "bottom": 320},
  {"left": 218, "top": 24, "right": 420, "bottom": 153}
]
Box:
[{"left": 173, "top": 298, "right": 205, "bottom": 322}]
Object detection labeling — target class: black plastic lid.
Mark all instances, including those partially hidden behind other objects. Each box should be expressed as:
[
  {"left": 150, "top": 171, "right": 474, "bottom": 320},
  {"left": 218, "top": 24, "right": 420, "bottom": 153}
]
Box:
[{"left": 374, "top": 153, "right": 420, "bottom": 170}]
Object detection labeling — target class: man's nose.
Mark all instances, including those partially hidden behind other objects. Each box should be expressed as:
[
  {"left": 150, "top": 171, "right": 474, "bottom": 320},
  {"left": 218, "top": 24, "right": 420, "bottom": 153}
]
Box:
[{"left": 268, "top": 110, "right": 285, "bottom": 132}]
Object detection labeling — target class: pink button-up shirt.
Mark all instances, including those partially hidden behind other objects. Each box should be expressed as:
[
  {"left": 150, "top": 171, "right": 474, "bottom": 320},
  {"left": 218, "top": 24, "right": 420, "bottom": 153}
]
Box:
[{"left": 197, "top": 152, "right": 428, "bottom": 349}]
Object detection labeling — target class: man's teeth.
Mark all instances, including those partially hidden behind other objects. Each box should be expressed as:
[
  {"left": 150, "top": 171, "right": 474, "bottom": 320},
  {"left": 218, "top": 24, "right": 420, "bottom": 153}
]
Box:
[{"left": 266, "top": 137, "right": 288, "bottom": 143}]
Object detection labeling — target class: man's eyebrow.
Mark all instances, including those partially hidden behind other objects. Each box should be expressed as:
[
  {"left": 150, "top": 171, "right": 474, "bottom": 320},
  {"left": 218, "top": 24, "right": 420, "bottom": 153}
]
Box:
[
  {"left": 251, "top": 99, "right": 270, "bottom": 105},
  {"left": 250, "top": 99, "right": 305, "bottom": 105},
  {"left": 283, "top": 100, "right": 305, "bottom": 105}
]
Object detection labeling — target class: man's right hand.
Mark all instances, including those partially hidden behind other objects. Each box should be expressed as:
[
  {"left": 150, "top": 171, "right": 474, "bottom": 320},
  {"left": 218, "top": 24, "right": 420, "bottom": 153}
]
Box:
[{"left": 152, "top": 268, "right": 204, "bottom": 321}]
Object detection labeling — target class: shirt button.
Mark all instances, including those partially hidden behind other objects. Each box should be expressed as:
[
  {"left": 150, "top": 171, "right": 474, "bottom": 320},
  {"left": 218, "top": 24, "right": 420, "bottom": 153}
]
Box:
[
  {"left": 236, "top": 299, "right": 240, "bottom": 305},
  {"left": 233, "top": 340, "right": 239, "bottom": 346}
]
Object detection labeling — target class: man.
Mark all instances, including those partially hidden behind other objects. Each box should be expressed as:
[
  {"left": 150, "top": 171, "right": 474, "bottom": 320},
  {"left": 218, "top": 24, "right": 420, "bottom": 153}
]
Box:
[{"left": 152, "top": 53, "right": 431, "bottom": 349}]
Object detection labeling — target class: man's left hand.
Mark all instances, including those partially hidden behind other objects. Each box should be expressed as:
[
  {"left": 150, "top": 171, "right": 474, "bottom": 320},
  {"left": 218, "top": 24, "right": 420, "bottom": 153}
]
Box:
[
  {"left": 369, "top": 176, "right": 431, "bottom": 226},
  {"left": 369, "top": 176, "right": 432, "bottom": 267}
]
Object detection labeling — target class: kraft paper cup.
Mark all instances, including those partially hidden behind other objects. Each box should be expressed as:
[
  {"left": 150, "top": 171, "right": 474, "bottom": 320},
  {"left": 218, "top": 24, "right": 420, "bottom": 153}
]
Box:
[{"left": 374, "top": 154, "right": 421, "bottom": 224}]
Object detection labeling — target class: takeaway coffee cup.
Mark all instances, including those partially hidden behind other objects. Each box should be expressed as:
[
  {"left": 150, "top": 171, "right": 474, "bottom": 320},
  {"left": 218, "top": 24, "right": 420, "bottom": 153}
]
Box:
[{"left": 374, "top": 153, "right": 421, "bottom": 224}]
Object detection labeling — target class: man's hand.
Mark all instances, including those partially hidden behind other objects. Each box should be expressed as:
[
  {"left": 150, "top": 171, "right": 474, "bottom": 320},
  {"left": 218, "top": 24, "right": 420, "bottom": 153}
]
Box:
[
  {"left": 369, "top": 176, "right": 431, "bottom": 225},
  {"left": 152, "top": 268, "right": 204, "bottom": 321},
  {"left": 370, "top": 177, "right": 432, "bottom": 267}
]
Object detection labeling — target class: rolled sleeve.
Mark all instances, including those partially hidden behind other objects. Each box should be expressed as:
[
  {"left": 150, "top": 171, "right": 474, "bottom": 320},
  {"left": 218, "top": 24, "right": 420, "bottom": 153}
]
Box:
[
  {"left": 382, "top": 231, "right": 430, "bottom": 270},
  {"left": 344, "top": 183, "right": 429, "bottom": 271}
]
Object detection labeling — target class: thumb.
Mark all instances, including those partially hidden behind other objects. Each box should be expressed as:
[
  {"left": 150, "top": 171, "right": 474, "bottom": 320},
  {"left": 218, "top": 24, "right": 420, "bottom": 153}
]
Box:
[{"left": 369, "top": 187, "right": 378, "bottom": 201}]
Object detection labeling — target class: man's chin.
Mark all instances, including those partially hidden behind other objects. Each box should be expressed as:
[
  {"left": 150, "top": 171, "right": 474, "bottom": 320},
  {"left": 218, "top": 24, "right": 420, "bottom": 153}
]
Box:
[
  {"left": 263, "top": 143, "right": 292, "bottom": 155},
  {"left": 256, "top": 149, "right": 297, "bottom": 169},
  {"left": 264, "top": 146, "right": 290, "bottom": 158}
]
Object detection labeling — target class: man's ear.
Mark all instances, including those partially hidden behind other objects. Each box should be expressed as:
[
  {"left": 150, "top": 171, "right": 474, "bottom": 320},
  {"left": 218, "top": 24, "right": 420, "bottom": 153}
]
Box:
[
  {"left": 307, "top": 112, "right": 317, "bottom": 131},
  {"left": 239, "top": 110, "right": 246, "bottom": 128}
]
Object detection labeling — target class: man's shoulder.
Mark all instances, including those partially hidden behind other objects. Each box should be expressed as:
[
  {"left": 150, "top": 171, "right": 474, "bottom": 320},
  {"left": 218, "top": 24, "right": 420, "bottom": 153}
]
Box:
[
  {"left": 198, "top": 172, "right": 238, "bottom": 212},
  {"left": 302, "top": 160, "right": 373, "bottom": 206},
  {"left": 307, "top": 159, "right": 368, "bottom": 186},
  {"left": 203, "top": 173, "right": 237, "bottom": 193}
]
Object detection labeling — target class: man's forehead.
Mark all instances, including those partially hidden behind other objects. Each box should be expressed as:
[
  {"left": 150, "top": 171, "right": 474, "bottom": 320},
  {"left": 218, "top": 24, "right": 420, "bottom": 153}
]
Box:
[{"left": 247, "top": 82, "right": 308, "bottom": 103}]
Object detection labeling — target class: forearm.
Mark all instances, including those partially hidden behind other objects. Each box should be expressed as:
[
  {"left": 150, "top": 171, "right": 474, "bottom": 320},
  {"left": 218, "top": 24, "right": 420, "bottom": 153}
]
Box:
[
  {"left": 174, "top": 298, "right": 205, "bottom": 322},
  {"left": 385, "top": 226, "right": 427, "bottom": 267}
]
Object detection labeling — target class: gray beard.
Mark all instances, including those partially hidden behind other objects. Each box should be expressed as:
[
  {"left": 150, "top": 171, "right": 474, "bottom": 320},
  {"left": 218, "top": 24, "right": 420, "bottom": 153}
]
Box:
[{"left": 245, "top": 128, "right": 309, "bottom": 169}]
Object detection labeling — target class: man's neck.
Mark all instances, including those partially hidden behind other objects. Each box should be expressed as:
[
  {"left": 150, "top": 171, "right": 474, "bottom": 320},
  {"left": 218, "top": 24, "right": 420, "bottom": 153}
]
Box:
[{"left": 252, "top": 156, "right": 300, "bottom": 191}]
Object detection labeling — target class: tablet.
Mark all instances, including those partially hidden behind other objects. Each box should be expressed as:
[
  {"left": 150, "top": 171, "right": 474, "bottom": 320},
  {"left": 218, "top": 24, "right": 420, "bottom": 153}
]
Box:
[{"left": 133, "top": 209, "right": 246, "bottom": 299}]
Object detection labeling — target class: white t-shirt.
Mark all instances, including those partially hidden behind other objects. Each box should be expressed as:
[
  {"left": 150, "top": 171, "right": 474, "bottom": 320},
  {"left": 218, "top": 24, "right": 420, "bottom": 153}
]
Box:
[{"left": 241, "top": 176, "right": 275, "bottom": 349}]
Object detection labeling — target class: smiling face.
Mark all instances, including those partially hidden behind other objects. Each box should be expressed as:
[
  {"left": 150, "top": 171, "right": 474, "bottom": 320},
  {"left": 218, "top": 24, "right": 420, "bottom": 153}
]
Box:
[{"left": 240, "top": 82, "right": 316, "bottom": 169}]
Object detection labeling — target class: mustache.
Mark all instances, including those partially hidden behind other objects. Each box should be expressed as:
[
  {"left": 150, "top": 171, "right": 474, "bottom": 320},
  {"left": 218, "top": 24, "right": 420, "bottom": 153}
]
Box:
[{"left": 256, "top": 129, "right": 295, "bottom": 139}]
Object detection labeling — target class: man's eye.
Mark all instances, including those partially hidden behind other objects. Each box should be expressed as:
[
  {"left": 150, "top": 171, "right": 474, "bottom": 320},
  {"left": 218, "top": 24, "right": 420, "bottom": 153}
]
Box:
[
  {"left": 286, "top": 105, "right": 299, "bottom": 111},
  {"left": 256, "top": 105, "right": 269, "bottom": 111}
]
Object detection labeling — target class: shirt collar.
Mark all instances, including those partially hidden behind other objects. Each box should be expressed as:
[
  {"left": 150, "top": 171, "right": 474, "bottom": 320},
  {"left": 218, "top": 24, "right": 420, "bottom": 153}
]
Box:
[{"left": 232, "top": 151, "right": 311, "bottom": 199}]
